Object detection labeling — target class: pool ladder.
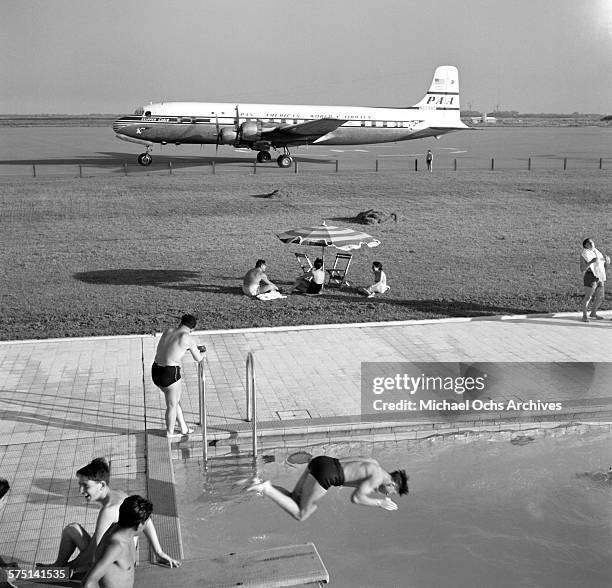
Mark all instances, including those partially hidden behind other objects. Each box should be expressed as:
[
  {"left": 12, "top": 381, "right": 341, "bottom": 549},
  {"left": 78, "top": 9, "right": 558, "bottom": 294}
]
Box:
[{"left": 198, "top": 351, "right": 258, "bottom": 463}]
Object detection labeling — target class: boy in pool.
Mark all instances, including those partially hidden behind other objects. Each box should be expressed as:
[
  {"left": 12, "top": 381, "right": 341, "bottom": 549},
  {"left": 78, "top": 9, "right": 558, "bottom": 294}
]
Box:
[
  {"left": 83, "top": 495, "right": 152, "bottom": 588},
  {"left": 247, "top": 455, "right": 408, "bottom": 522}
]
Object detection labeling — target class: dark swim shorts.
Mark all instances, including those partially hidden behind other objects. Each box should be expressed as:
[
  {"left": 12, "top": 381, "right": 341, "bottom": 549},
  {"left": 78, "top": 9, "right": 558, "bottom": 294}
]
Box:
[
  {"left": 308, "top": 456, "right": 345, "bottom": 490},
  {"left": 306, "top": 280, "right": 323, "bottom": 295},
  {"left": 584, "top": 270, "right": 600, "bottom": 288},
  {"left": 151, "top": 363, "right": 181, "bottom": 388}
]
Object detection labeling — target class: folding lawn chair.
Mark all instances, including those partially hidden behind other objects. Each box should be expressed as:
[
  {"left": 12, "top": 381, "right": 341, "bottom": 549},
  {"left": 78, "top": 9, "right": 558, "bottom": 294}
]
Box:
[
  {"left": 326, "top": 252, "right": 353, "bottom": 288},
  {"left": 295, "top": 252, "right": 313, "bottom": 273}
]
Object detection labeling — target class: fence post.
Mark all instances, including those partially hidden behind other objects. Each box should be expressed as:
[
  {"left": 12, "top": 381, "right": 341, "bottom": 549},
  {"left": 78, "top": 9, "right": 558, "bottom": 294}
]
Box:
[
  {"left": 454, "top": 158, "right": 457, "bottom": 171},
  {"left": 490, "top": 158, "right": 495, "bottom": 171},
  {"left": 563, "top": 157, "right": 567, "bottom": 170},
  {"left": 294, "top": 160, "right": 298, "bottom": 174},
  {"left": 528, "top": 157, "right": 531, "bottom": 171},
  {"left": 335, "top": 159, "right": 339, "bottom": 173},
  {"left": 212, "top": 161, "right": 216, "bottom": 175},
  {"left": 168, "top": 161, "right": 173, "bottom": 175},
  {"left": 375, "top": 159, "right": 379, "bottom": 172},
  {"left": 253, "top": 160, "right": 257, "bottom": 175},
  {"left": 415, "top": 158, "right": 418, "bottom": 172},
  {"left": 600, "top": 158, "right": 603, "bottom": 170},
  {"left": 123, "top": 163, "right": 128, "bottom": 176},
  {"left": 79, "top": 164, "right": 82, "bottom": 178},
  {"left": 32, "top": 164, "right": 36, "bottom": 178}
]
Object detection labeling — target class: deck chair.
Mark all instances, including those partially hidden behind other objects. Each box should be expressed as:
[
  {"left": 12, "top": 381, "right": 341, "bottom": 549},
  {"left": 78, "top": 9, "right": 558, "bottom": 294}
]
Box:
[
  {"left": 326, "top": 252, "right": 353, "bottom": 288},
  {"left": 295, "top": 252, "right": 313, "bottom": 273}
]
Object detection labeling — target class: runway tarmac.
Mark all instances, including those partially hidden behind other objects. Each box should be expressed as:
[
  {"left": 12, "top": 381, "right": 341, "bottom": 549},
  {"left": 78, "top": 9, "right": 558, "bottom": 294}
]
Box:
[{"left": 1, "top": 125, "right": 609, "bottom": 175}]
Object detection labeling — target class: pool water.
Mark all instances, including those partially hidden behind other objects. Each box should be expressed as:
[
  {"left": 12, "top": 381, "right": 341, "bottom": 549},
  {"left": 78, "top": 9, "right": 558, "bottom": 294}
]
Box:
[{"left": 173, "top": 428, "right": 611, "bottom": 588}]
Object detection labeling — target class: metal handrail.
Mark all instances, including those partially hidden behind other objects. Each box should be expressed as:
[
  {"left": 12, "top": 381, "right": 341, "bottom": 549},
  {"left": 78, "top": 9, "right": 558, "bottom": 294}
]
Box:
[
  {"left": 245, "top": 352, "right": 257, "bottom": 458},
  {"left": 197, "top": 359, "right": 208, "bottom": 463}
]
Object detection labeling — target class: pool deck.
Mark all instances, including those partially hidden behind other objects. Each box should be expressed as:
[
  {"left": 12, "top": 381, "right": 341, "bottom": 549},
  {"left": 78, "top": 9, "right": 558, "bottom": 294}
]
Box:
[{"left": 1, "top": 311, "right": 611, "bottom": 587}]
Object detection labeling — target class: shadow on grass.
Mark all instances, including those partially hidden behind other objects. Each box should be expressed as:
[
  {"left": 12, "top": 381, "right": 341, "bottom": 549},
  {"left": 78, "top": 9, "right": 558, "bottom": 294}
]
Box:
[
  {"left": 73, "top": 269, "right": 199, "bottom": 286},
  {"left": 327, "top": 292, "right": 540, "bottom": 317}
]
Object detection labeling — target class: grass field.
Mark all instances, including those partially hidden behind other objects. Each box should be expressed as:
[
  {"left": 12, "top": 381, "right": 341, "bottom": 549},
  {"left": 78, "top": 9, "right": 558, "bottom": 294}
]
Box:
[{"left": 0, "top": 169, "right": 610, "bottom": 340}]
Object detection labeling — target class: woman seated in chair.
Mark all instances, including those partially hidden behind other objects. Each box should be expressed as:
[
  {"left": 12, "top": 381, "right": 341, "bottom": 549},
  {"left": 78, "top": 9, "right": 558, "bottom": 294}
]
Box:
[
  {"left": 292, "top": 258, "right": 325, "bottom": 295},
  {"left": 359, "top": 261, "right": 390, "bottom": 298}
]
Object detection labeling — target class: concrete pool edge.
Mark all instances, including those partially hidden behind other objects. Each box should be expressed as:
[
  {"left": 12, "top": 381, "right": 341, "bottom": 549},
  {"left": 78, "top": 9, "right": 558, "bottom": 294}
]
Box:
[{"left": 171, "top": 416, "right": 612, "bottom": 459}]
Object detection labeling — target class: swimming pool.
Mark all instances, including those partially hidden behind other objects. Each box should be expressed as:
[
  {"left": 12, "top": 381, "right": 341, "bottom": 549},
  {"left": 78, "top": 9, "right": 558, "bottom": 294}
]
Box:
[{"left": 173, "top": 426, "right": 611, "bottom": 587}]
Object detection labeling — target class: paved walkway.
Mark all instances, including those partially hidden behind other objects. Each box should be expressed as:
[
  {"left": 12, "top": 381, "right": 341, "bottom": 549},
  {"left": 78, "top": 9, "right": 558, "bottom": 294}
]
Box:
[{"left": 0, "top": 312, "right": 610, "bottom": 585}]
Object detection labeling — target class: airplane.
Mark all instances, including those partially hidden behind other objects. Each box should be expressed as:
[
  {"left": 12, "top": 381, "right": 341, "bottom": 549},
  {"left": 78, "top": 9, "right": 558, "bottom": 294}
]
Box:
[{"left": 113, "top": 65, "right": 470, "bottom": 168}]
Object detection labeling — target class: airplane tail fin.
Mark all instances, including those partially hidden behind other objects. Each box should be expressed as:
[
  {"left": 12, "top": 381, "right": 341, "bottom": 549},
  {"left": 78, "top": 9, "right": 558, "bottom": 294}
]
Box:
[{"left": 413, "top": 65, "right": 468, "bottom": 129}]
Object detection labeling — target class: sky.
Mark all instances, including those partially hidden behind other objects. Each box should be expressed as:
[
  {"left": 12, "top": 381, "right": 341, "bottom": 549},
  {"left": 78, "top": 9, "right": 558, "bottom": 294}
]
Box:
[{"left": 2, "top": 0, "right": 611, "bottom": 114}]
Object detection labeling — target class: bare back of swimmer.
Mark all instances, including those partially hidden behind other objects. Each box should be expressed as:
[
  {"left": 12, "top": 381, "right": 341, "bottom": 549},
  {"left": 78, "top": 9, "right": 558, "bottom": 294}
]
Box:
[
  {"left": 247, "top": 455, "right": 408, "bottom": 522},
  {"left": 152, "top": 314, "right": 206, "bottom": 437}
]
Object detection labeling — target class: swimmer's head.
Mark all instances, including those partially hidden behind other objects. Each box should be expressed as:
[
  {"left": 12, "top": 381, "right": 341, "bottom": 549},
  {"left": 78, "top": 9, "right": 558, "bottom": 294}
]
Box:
[
  {"left": 180, "top": 314, "right": 197, "bottom": 329},
  {"left": 76, "top": 458, "right": 111, "bottom": 503},
  {"left": 0, "top": 478, "right": 9, "bottom": 505},
  {"left": 76, "top": 457, "right": 110, "bottom": 484},
  {"left": 388, "top": 470, "right": 409, "bottom": 496},
  {"left": 118, "top": 495, "right": 153, "bottom": 530}
]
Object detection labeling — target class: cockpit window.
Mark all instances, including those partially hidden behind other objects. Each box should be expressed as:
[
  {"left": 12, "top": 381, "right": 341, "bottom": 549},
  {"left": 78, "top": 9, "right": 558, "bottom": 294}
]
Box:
[{"left": 133, "top": 107, "right": 144, "bottom": 115}]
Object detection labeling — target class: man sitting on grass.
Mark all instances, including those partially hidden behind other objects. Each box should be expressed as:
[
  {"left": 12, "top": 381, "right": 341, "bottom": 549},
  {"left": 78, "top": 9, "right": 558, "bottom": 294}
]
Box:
[{"left": 242, "top": 259, "right": 279, "bottom": 297}]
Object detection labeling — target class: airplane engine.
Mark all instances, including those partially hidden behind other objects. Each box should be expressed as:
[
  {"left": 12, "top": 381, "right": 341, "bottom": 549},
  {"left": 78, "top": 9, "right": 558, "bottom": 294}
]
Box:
[
  {"left": 239, "top": 121, "right": 262, "bottom": 141},
  {"left": 219, "top": 127, "right": 238, "bottom": 144}
]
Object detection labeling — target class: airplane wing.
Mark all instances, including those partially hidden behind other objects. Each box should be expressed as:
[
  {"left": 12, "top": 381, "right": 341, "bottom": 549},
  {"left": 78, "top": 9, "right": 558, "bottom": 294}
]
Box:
[{"left": 263, "top": 118, "right": 346, "bottom": 139}]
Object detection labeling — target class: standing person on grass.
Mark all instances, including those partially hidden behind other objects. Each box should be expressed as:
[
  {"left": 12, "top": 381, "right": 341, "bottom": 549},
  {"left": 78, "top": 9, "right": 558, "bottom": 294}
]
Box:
[
  {"left": 580, "top": 238, "right": 609, "bottom": 322},
  {"left": 426, "top": 149, "right": 434, "bottom": 172},
  {"left": 152, "top": 314, "right": 206, "bottom": 437}
]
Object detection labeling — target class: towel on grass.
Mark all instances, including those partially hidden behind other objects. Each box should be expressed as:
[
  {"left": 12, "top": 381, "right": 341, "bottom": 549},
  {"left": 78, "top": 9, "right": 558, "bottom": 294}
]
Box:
[{"left": 256, "top": 290, "right": 287, "bottom": 301}]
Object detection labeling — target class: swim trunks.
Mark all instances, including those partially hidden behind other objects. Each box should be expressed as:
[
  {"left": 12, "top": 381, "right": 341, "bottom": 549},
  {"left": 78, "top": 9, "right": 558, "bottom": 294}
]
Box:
[
  {"left": 242, "top": 284, "right": 259, "bottom": 296},
  {"left": 308, "top": 456, "right": 345, "bottom": 490},
  {"left": 151, "top": 363, "right": 181, "bottom": 388},
  {"left": 584, "top": 270, "right": 600, "bottom": 288},
  {"left": 306, "top": 280, "right": 323, "bottom": 295}
]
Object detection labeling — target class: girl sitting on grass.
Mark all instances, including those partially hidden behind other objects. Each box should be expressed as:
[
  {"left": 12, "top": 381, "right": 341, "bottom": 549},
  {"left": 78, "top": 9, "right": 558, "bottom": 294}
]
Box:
[{"left": 359, "top": 261, "right": 390, "bottom": 298}]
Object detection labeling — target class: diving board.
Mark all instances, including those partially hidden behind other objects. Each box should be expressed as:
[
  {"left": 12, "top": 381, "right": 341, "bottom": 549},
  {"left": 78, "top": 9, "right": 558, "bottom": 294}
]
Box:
[{"left": 134, "top": 543, "right": 329, "bottom": 587}]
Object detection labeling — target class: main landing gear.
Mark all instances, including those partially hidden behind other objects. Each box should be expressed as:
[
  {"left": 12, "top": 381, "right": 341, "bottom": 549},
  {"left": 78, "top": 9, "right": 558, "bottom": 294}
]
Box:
[
  {"left": 256, "top": 148, "right": 293, "bottom": 168},
  {"left": 256, "top": 150, "right": 272, "bottom": 163},
  {"left": 137, "top": 147, "right": 153, "bottom": 166}
]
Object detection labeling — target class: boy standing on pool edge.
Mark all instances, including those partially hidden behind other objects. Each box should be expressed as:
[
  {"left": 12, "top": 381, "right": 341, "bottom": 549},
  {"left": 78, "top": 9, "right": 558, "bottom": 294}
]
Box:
[
  {"left": 152, "top": 314, "right": 207, "bottom": 437},
  {"left": 247, "top": 455, "right": 408, "bottom": 522}
]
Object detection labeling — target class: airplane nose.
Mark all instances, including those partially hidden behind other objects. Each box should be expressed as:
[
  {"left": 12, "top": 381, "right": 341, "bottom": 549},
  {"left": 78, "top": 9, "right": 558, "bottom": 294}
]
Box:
[{"left": 112, "top": 118, "right": 129, "bottom": 133}]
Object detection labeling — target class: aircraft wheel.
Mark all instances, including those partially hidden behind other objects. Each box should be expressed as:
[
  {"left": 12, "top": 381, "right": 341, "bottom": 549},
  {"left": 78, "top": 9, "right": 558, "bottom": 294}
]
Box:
[
  {"left": 256, "top": 151, "right": 272, "bottom": 163},
  {"left": 277, "top": 154, "right": 293, "bottom": 168},
  {"left": 138, "top": 153, "right": 152, "bottom": 166}
]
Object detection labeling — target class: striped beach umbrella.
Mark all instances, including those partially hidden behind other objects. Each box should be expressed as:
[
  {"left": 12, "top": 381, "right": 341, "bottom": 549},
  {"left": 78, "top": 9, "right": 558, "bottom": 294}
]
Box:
[{"left": 277, "top": 221, "right": 381, "bottom": 252}]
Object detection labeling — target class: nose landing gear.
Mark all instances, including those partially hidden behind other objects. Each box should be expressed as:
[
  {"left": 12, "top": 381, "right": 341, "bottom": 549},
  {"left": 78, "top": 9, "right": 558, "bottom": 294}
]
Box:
[{"left": 137, "top": 148, "right": 153, "bottom": 166}]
